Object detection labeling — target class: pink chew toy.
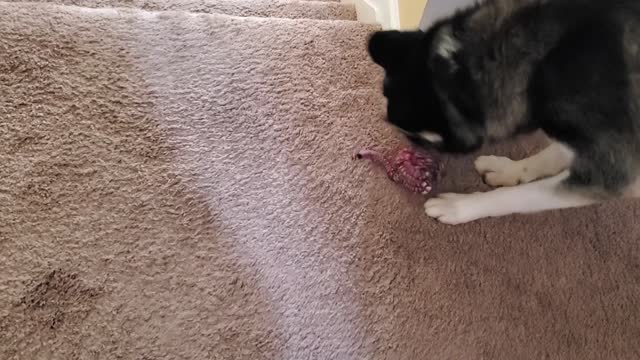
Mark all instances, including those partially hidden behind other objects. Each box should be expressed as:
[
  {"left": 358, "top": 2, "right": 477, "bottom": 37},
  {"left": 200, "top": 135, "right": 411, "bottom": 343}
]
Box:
[{"left": 355, "top": 147, "right": 444, "bottom": 195}]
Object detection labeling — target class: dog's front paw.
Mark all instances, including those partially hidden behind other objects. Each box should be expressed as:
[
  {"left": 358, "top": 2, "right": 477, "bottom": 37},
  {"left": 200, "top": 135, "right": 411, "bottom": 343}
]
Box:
[
  {"left": 424, "top": 193, "right": 480, "bottom": 225},
  {"left": 474, "top": 155, "right": 531, "bottom": 187}
]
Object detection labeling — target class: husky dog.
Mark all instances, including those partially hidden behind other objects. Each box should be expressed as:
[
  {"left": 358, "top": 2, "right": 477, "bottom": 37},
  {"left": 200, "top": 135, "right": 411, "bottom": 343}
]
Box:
[{"left": 367, "top": 0, "right": 640, "bottom": 224}]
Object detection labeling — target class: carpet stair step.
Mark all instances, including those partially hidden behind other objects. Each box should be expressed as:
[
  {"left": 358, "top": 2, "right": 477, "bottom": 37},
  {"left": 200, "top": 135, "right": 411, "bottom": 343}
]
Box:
[{"left": 5, "top": 0, "right": 356, "bottom": 20}]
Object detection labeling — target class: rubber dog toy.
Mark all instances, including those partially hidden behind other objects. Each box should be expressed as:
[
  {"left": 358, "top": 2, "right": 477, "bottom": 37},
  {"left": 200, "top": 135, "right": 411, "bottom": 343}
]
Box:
[{"left": 355, "top": 147, "right": 444, "bottom": 195}]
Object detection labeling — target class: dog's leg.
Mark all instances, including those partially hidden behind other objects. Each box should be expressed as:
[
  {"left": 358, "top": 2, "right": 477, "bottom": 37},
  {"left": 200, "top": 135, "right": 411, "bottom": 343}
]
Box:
[
  {"left": 475, "top": 142, "right": 574, "bottom": 187},
  {"left": 424, "top": 170, "right": 597, "bottom": 224}
]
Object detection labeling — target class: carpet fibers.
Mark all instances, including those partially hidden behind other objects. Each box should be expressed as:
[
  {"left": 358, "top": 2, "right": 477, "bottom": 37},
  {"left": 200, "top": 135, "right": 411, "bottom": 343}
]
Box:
[
  {"left": 6, "top": 0, "right": 356, "bottom": 20},
  {"left": 1, "top": 1, "right": 640, "bottom": 359}
]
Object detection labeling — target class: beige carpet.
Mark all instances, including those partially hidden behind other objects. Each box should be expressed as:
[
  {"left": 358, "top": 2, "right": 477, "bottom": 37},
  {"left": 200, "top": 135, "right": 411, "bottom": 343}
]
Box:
[
  {"left": 1, "top": 1, "right": 640, "bottom": 359},
  {"left": 4, "top": 0, "right": 356, "bottom": 20}
]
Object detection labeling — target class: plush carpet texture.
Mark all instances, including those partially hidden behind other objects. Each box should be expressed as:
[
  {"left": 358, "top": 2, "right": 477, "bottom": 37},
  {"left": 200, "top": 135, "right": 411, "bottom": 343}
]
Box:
[
  {"left": 5, "top": 0, "right": 356, "bottom": 20},
  {"left": 1, "top": 2, "right": 640, "bottom": 360}
]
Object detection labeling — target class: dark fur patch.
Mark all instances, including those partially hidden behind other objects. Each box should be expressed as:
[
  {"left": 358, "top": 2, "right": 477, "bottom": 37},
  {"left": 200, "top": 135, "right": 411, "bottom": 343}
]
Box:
[{"left": 529, "top": 11, "right": 635, "bottom": 193}]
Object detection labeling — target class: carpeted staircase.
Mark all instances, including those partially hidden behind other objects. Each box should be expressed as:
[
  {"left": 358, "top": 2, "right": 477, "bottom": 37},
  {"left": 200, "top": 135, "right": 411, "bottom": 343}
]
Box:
[{"left": 1, "top": 1, "right": 640, "bottom": 359}]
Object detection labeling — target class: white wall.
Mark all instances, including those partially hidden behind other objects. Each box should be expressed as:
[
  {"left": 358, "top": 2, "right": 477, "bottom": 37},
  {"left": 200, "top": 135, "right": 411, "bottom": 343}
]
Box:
[
  {"left": 348, "top": 0, "right": 401, "bottom": 29},
  {"left": 420, "top": 0, "right": 477, "bottom": 29},
  {"left": 349, "top": 0, "right": 476, "bottom": 31}
]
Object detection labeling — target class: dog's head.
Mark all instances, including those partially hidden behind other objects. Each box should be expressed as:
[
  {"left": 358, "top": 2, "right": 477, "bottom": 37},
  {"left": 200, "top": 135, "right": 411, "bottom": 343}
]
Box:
[{"left": 368, "top": 25, "right": 486, "bottom": 153}]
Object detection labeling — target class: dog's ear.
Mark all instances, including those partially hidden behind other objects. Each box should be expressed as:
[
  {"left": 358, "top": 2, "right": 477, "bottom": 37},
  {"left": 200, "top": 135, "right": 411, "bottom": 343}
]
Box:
[{"left": 368, "top": 30, "right": 422, "bottom": 70}]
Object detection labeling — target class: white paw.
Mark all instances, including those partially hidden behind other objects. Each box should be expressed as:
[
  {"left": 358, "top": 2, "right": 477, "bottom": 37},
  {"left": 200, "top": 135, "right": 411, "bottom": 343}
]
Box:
[
  {"left": 424, "top": 193, "right": 481, "bottom": 225},
  {"left": 474, "top": 155, "right": 531, "bottom": 187}
]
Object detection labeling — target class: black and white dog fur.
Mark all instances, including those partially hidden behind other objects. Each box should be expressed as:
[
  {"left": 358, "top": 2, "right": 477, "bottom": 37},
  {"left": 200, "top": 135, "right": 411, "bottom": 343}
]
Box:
[{"left": 368, "top": 0, "right": 640, "bottom": 224}]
